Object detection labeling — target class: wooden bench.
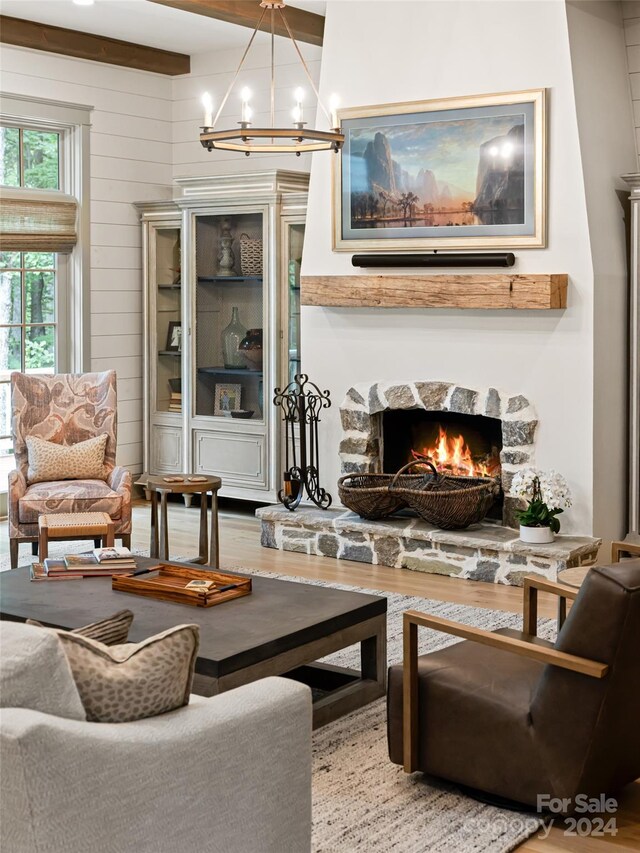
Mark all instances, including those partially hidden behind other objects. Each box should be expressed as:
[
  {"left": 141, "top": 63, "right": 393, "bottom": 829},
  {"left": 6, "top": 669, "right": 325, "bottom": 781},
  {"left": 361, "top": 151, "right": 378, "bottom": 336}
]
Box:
[{"left": 38, "top": 512, "right": 115, "bottom": 561}]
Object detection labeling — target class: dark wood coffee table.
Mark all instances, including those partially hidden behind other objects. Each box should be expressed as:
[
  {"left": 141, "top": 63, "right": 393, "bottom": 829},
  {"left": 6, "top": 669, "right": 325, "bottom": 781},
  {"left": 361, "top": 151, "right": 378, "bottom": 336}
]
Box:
[{"left": 0, "top": 557, "right": 387, "bottom": 728}]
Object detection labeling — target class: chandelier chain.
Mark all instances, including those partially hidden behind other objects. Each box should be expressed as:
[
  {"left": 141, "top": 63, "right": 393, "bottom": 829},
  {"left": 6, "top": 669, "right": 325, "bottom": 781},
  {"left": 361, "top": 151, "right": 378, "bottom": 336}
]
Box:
[
  {"left": 277, "top": 7, "right": 332, "bottom": 125},
  {"left": 210, "top": 5, "right": 268, "bottom": 129},
  {"left": 270, "top": 7, "right": 276, "bottom": 130}
]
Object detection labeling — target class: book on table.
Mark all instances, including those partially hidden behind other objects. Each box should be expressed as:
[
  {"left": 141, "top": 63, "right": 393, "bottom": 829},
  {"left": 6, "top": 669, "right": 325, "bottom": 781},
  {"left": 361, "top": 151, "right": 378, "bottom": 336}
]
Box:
[
  {"left": 42, "top": 554, "right": 136, "bottom": 577},
  {"left": 92, "top": 546, "right": 135, "bottom": 565},
  {"left": 30, "top": 563, "right": 82, "bottom": 582}
]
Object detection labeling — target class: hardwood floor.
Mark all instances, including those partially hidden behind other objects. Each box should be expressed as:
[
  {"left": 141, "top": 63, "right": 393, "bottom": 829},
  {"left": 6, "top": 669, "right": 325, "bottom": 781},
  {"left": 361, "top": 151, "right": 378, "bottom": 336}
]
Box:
[{"left": 1, "top": 497, "right": 638, "bottom": 850}]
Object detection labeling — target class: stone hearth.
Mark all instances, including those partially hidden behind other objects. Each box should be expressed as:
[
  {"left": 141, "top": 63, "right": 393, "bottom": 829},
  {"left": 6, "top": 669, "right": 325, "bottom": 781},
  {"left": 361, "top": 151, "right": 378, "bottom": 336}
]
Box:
[{"left": 257, "top": 506, "right": 601, "bottom": 586}]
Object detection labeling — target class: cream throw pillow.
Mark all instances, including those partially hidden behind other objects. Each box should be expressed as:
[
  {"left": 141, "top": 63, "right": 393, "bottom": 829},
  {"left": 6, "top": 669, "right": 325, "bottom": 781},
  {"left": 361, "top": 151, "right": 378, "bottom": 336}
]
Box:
[
  {"left": 52, "top": 624, "right": 199, "bottom": 722},
  {"left": 26, "top": 434, "right": 108, "bottom": 483}
]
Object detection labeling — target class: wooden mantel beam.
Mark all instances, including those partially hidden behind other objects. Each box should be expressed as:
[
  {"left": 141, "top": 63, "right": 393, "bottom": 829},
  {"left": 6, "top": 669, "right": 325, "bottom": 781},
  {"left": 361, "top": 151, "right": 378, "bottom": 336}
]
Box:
[
  {"left": 146, "top": 0, "right": 325, "bottom": 47},
  {"left": 0, "top": 15, "right": 191, "bottom": 76},
  {"left": 301, "top": 274, "right": 569, "bottom": 310}
]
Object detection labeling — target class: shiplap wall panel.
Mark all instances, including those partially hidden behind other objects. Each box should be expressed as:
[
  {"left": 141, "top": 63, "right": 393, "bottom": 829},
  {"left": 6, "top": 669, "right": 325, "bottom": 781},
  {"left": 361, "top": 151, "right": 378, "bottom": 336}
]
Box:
[
  {"left": 92, "top": 290, "right": 142, "bottom": 315},
  {"left": 0, "top": 45, "right": 172, "bottom": 475},
  {"left": 92, "top": 201, "right": 141, "bottom": 226},
  {"left": 118, "top": 377, "right": 143, "bottom": 402},
  {"left": 91, "top": 110, "right": 171, "bottom": 141},
  {"left": 91, "top": 224, "right": 141, "bottom": 248},
  {"left": 91, "top": 312, "right": 142, "bottom": 336},
  {"left": 118, "top": 399, "right": 143, "bottom": 423},
  {"left": 91, "top": 246, "right": 142, "bottom": 270},
  {"left": 91, "top": 269, "right": 144, "bottom": 292},
  {"left": 91, "top": 334, "right": 142, "bottom": 359},
  {"left": 92, "top": 356, "right": 143, "bottom": 379},
  {"left": 91, "top": 133, "right": 172, "bottom": 163},
  {"left": 624, "top": 5, "right": 640, "bottom": 166},
  {"left": 0, "top": 45, "right": 170, "bottom": 98},
  {"left": 91, "top": 178, "right": 170, "bottom": 203}
]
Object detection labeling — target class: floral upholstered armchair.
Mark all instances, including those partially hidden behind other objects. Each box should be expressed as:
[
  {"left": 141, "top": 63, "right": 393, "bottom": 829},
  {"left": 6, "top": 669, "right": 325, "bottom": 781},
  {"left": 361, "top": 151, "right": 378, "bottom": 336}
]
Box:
[{"left": 8, "top": 371, "right": 132, "bottom": 568}]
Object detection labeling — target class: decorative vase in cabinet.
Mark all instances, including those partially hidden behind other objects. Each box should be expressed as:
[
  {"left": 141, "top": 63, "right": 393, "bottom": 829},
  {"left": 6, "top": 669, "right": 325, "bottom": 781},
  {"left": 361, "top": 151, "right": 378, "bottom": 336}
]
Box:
[
  {"left": 239, "top": 328, "right": 263, "bottom": 370},
  {"left": 221, "top": 306, "right": 246, "bottom": 369},
  {"left": 216, "top": 217, "right": 236, "bottom": 277}
]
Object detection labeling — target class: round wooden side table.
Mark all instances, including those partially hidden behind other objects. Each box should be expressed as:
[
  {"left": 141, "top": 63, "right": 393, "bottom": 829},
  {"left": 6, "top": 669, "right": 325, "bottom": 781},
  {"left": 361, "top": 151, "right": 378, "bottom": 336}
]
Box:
[{"left": 147, "top": 475, "right": 222, "bottom": 568}]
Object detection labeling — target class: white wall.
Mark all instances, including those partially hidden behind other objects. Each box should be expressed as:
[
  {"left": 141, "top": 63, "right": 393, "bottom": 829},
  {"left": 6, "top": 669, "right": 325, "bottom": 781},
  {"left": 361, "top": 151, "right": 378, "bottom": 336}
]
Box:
[
  {"left": 623, "top": 0, "right": 640, "bottom": 165},
  {"left": 172, "top": 41, "right": 321, "bottom": 180},
  {"left": 302, "top": 0, "right": 607, "bottom": 536},
  {"left": 566, "top": 1, "right": 636, "bottom": 540},
  {"left": 0, "top": 45, "right": 173, "bottom": 473}
]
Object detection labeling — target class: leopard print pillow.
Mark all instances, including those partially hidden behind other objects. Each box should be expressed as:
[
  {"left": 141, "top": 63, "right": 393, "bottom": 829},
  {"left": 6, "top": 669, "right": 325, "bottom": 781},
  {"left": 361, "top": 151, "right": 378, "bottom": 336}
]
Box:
[
  {"left": 53, "top": 624, "right": 199, "bottom": 722},
  {"left": 26, "top": 434, "right": 108, "bottom": 484}
]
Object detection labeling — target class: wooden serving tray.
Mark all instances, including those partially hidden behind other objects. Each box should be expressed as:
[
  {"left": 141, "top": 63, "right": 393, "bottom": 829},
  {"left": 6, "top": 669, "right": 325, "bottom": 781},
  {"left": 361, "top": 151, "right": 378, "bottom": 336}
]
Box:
[{"left": 112, "top": 564, "right": 251, "bottom": 607}]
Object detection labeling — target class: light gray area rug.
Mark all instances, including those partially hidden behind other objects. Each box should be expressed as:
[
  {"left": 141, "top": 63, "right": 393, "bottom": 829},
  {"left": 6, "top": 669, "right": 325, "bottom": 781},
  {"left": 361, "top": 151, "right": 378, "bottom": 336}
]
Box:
[
  {"left": 232, "top": 568, "right": 553, "bottom": 853},
  {"left": 2, "top": 544, "right": 552, "bottom": 852}
]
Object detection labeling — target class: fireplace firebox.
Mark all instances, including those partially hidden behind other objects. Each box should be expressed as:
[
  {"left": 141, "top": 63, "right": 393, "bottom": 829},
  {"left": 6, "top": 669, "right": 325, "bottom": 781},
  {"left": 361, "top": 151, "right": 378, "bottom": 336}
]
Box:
[
  {"left": 339, "top": 380, "right": 539, "bottom": 528},
  {"left": 382, "top": 409, "right": 503, "bottom": 520}
]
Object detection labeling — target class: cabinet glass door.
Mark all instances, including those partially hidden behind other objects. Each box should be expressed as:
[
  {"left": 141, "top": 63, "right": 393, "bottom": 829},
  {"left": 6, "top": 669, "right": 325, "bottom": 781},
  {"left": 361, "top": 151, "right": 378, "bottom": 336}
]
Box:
[
  {"left": 154, "top": 226, "right": 181, "bottom": 414},
  {"left": 285, "top": 222, "right": 304, "bottom": 385},
  {"left": 194, "top": 211, "right": 265, "bottom": 421}
]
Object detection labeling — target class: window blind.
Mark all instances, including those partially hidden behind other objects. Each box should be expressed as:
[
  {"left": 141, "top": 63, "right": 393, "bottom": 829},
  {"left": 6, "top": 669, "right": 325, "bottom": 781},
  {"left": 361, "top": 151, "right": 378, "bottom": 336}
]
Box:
[{"left": 0, "top": 187, "right": 78, "bottom": 253}]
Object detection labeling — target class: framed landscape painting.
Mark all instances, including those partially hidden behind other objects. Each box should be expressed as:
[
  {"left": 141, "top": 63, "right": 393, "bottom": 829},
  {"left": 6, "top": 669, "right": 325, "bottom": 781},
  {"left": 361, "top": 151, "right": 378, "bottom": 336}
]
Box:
[{"left": 332, "top": 89, "right": 546, "bottom": 251}]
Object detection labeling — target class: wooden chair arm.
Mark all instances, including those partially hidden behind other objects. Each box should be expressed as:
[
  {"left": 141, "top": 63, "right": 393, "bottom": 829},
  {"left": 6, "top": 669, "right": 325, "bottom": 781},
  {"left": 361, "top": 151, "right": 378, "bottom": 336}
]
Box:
[
  {"left": 523, "top": 575, "right": 579, "bottom": 636},
  {"left": 402, "top": 609, "right": 608, "bottom": 774}
]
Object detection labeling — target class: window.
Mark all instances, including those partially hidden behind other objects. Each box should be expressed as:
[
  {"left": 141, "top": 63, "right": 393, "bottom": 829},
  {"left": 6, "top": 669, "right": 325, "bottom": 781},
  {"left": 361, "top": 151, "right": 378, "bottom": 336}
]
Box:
[
  {"left": 0, "top": 96, "right": 90, "bottom": 498},
  {"left": 0, "top": 251, "right": 66, "bottom": 480},
  {"left": 0, "top": 126, "right": 61, "bottom": 190},
  {"left": 0, "top": 124, "right": 66, "bottom": 482}
]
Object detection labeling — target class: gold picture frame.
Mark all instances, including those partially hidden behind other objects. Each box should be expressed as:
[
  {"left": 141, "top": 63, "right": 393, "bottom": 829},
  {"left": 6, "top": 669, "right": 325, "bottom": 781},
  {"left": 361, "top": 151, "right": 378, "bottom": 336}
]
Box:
[{"left": 332, "top": 88, "right": 547, "bottom": 252}]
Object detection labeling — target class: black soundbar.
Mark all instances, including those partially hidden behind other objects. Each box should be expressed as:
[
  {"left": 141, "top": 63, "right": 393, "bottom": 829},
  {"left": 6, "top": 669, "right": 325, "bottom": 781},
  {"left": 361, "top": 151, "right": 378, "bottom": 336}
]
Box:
[{"left": 351, "top": 252, "right": 515, "bottom": 268}]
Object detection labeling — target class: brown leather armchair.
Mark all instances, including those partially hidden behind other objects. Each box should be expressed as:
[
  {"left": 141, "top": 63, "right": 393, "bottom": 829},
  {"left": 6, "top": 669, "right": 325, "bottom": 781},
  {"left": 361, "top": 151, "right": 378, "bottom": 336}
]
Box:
[
  {"left": 388, "top": 561, "right": 640, "bottom": 810},
  {"left": 8, "top": 371, "right": 132, "bottom": 568}
]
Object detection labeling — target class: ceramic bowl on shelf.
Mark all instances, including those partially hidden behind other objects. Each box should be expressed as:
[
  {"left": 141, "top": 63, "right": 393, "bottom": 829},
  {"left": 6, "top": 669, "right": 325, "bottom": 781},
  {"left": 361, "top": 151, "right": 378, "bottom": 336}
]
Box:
[
  {"left": 230, "top": 410, "right": 254, "bottom": 419},
  {"left": 238, "top": 328, "right": 263, "bottom": 370}
]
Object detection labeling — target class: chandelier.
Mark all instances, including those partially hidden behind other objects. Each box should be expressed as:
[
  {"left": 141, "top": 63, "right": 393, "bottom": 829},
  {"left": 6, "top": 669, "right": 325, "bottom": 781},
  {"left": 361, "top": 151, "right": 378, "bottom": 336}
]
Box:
[{"left": 199, "top": 0, "right": 344, "bottom": 156}]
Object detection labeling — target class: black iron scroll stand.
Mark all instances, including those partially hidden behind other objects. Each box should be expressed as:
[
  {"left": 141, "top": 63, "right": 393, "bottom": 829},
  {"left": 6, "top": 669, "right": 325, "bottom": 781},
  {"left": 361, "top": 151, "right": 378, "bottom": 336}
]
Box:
[{"left": 274, "top": 374, "right": 332, "bottom": 511}]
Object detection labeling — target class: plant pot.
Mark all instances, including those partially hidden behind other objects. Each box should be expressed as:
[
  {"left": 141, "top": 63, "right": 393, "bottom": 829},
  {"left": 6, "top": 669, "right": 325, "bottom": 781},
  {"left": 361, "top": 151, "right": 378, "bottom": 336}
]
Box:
[{"left": 519, "top": 524, "right": 555, "bottom": 544}]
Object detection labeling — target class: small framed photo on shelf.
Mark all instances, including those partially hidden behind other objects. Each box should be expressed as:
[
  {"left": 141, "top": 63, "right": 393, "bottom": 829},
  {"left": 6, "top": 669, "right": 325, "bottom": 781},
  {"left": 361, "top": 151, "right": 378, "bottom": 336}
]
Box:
[
  {"left": 214, "top": 383, "right": 241, "bottom": 416},
  {"left": 166, "top": 321, "right": 182, "bottom": 352}
]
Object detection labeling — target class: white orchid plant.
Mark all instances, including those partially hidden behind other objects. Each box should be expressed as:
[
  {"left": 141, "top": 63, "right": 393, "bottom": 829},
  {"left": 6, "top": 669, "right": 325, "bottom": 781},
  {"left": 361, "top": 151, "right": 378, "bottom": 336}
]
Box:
[{"left": 511, "top": 468, "right": 572, "bottom": 533}]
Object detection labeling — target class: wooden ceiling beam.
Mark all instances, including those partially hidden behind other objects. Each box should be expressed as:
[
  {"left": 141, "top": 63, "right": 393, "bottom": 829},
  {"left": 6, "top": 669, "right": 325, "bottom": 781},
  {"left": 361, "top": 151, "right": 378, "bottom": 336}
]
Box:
[
  {"left": 0, "top": 15, "right": 191, "bottom": 76},
  {"left": 146, "top": 0, "right": 324, "bottom": 47}
]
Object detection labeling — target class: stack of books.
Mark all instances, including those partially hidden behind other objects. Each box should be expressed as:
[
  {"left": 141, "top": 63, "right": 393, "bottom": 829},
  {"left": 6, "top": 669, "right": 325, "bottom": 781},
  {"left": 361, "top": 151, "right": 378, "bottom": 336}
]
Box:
[
  {"left": 168, "top": 377, "right": 181, "bottom": 412},
  {"left": 30, "top": 548, "right": 137, "bottom": 581}
]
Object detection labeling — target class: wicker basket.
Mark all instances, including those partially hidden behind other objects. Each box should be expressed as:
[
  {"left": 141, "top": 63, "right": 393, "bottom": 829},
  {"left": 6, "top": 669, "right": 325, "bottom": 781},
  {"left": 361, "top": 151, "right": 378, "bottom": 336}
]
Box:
[
  {"left": 390, "top": 460, "right": 500, "bottom": 530},
  {"left": 239, "top": 232, "right": 263, "bottom": 276},
  {"left": 338, "top": 473, "right": 405, "bottom": 520}
]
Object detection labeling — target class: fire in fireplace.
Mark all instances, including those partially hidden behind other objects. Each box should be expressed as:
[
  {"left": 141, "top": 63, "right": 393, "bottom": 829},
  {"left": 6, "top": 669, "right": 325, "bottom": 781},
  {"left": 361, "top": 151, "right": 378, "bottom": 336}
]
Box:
[{"left": 382, "top": 409, "right": 503, "bottom": 518}]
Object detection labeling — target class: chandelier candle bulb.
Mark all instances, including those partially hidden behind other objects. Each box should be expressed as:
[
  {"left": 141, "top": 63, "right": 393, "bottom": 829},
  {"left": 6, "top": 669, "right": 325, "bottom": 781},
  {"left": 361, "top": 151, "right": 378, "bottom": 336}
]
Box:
[
  {"left": 294, "top": 87, "right": 304, "bottom": 123},
  {"left": 329, "top": 94, "right": 340, "bottom": 129},
  {"left": 241, "top": 87, "right": 252, "bottom": 124},
  {"left": 202, "top": 92, "right": 213, "bottom": 128}
]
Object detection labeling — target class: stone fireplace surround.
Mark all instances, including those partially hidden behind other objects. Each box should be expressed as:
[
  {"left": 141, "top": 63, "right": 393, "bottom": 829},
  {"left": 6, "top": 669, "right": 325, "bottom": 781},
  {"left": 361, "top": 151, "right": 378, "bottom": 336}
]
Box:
[
  {"left": 339, "top": 379, "right": 536, "bottom": 529},
  {"left": 257, "top": 380, "right": 601, "bottom": 585}
]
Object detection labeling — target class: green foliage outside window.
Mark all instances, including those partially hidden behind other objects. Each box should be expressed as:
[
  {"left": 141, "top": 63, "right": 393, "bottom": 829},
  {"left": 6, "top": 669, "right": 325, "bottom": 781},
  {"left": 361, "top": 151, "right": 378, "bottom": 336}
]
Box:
[
  {"left": 0, "top": 253, "right": 56, "bottom": 373},
  {"left": 0, "top": 126, "right": 59, "bottom": 189}
]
